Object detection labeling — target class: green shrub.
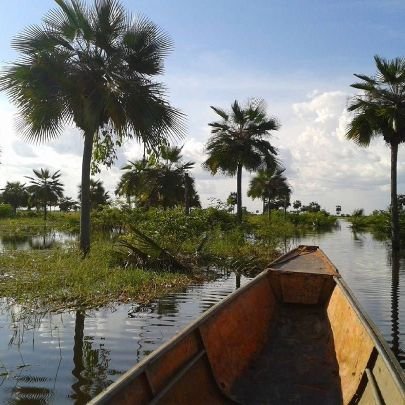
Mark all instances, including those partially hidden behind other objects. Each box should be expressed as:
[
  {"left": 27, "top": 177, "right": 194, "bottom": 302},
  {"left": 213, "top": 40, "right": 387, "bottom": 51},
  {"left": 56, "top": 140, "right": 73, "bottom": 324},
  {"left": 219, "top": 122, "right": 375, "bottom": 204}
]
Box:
[{"left": 0, "top": 204, "right": 13, "bottom": 218}]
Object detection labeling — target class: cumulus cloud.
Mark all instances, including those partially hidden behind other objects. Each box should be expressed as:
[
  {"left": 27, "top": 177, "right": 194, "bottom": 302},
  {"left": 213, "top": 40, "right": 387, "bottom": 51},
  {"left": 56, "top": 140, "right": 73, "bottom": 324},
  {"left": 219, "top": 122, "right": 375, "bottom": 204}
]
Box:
[{"left": 277, "top": 90, "right": 401, "bottom": 213}]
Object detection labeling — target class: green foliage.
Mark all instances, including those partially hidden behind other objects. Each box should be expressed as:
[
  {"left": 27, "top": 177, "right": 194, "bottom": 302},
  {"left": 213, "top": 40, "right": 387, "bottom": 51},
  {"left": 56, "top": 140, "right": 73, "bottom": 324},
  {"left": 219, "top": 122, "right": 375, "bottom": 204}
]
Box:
[
  {"left": 348, "top": 210, "right": 390, "bottom": 236},
  {"left": 1, "top": 211, "right": 80, "bottom": 232},
  {"left": 0, "top": 240, "right": 191, "bottom": 311},
  {"left": 116, "top": 145, "right": 200, "bottom": 209},
  {"left": 0, "top": 204, "right": 13, "bottom": 218},
  {"left": 289, "top": 211, "right": 336, "bottom": 228},
  {"left": 301, "top": 201, "right": 321, "bottom": 212},
  {"left": 78, "top": 179, "right": 110, "bottom": 210},
  {"left": 59, "top": 197, "right": 79, "bottom": 212},
  {"left": 2, "top": 182, "right": 29, "bottom": 213}
]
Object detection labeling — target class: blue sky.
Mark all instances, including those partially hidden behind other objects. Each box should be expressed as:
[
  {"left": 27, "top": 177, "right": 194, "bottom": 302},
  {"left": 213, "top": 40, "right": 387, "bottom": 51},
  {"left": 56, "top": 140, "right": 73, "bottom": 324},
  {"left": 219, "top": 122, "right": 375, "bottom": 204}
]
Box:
[{"left": 1, "top": 0, "right": 405, "bottom": 213}]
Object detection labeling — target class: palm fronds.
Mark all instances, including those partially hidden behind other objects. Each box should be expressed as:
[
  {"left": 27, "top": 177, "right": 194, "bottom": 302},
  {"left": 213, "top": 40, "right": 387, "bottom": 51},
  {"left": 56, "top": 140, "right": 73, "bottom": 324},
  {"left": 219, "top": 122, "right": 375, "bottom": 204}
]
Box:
[{"left": 117, "top": 227, "right": 190, "bottom": 272}]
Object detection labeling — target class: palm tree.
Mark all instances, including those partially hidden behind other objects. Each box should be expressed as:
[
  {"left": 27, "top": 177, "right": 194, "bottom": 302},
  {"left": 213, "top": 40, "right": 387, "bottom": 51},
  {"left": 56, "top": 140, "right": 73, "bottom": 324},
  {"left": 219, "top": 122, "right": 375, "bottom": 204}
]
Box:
[
  {"left": 1, "top": 0, "right": 183, "bottom": 254},
  {"left": 293, "top": 200, "right": 302, "bottom": 213},
  {"left": 248, "top": 167, "right": 290, "bottom": 217},
  {"left": 203, "top": 99, "right": 280, "bottom": 222},
  {"left": 79, "top": 179, "right": 110, "bottom": 210},
  {"left": 26, "top": 169, "right": 64, "bottom": 220},
  {"left": 1, "top": 182, "right": 29, "bottom": 215},
  {"left": 59, "top": 197, "right": 79, "bottom": 212},
  {"left": 154, "top": 145, "right": 196, "bottom": 209},
  {"left": 347, "top": 56, "right": 405, "bottom": 251},
  {"left": 115, "top": 159, "right": 149, "bottom": 207},
  {"left": 117, "top": 145, "right": 200, "bottom": 209}
]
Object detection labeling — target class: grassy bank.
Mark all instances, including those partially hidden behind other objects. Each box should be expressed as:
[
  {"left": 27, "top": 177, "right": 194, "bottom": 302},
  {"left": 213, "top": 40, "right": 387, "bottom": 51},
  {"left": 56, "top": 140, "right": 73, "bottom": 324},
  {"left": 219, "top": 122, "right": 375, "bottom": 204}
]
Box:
[
  {"left": 0, "top": 240, "right": 192, "bottom": 311},
  {"left": 0, "top": 211, "right": 80, "bottom": 233},
  {"left": 0, "top": 207, "right": 338, "bottom": 312}
]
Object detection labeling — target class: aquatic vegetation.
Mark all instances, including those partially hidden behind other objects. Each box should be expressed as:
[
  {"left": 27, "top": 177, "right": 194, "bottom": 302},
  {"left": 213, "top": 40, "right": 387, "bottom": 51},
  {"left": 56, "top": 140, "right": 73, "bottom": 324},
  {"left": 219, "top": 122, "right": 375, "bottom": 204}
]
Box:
[{"left": 0, "top": 241, "right": 192, "bottom": 311}]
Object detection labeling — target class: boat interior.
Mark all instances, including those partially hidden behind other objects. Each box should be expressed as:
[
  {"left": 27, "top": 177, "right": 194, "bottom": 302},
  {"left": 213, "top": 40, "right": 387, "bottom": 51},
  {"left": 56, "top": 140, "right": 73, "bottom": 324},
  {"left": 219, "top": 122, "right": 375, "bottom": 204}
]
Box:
[{"left": 91, "top": 246, "right": 405, "bottom": 405}]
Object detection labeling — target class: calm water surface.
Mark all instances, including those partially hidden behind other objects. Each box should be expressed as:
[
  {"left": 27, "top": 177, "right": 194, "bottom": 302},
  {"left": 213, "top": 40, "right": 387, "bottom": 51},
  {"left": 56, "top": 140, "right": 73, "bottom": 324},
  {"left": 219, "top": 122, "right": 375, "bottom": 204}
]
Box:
[
  {"left": 0, "top": 219, "right": 403, "bottom": 404},
  {"left": 0, "top": 230, "right": 77, "bottom": 252}
]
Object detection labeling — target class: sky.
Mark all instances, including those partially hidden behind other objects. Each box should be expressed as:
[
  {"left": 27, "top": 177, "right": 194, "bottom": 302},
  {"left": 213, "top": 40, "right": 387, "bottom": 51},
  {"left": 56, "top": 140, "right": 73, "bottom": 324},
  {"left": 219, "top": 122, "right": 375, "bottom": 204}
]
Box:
[{"left": 1, "top": 0, "right": 405, "bottom": 214}]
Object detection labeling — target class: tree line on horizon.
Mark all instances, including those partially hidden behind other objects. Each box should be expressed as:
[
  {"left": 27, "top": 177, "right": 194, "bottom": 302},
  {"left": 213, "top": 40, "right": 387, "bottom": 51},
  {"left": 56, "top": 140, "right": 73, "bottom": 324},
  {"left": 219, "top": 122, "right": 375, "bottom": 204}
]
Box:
[{"left": 0, "top": 0, "right": 403, "bottom": 254}]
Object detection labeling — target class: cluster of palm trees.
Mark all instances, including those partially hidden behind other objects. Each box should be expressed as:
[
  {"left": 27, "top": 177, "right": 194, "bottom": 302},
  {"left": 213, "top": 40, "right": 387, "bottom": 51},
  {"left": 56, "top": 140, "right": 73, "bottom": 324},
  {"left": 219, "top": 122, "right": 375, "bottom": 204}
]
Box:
[
  {"left": 0, "top": 169, "right": 110, "bottom": 220},
  {"left": 115, "top": 145, "right": 200, "bottom": 210}
]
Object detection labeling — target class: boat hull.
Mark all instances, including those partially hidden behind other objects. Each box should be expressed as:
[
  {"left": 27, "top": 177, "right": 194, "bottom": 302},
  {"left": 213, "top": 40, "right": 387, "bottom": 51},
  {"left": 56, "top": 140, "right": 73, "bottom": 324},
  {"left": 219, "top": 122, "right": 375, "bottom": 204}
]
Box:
[{"left": 90, "top": 246, "right": 405, "bottom": 405}]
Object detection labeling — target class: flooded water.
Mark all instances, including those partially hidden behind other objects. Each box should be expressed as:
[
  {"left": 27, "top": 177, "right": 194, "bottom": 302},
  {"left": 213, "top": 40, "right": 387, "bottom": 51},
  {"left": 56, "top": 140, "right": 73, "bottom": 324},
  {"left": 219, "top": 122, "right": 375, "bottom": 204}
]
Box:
[
  {"left": 0, "top": 273, "right": 251, "bottom": 404},
  {"left": 0, "top": 230, "right": 77, "bottom": 252},
  {"left": 0, "top": 219, "right": 403, "bottom": 404}
]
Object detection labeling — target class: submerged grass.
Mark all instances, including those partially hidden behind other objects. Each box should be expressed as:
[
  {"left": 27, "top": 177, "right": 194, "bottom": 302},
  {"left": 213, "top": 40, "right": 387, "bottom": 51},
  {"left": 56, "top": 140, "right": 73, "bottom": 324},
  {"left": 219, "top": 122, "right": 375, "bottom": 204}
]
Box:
[{"left": 0, "top": 240, "right": 192, "bottom": 311}]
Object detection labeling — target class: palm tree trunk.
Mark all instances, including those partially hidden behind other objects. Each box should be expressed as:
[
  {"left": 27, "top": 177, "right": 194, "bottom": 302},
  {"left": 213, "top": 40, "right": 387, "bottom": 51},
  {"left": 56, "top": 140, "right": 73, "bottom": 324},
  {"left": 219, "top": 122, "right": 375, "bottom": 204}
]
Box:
[
  {"left": 184, "top": 172, "right": 190, "bottom": 216},
  {"left": 262, "top": 198, "right": 266, "bottom": 215},
  {"left": 391, "top": 142, "right": 400, "bottom": 251},
  {"left": 44, "top": 203, "right": 47, "bottom": 221},
  {"left": 236, "top": 163, "right": 242, "bottom": 222},
  {"left": 80, "top": 131, "right": 94, "bottom": 255}
]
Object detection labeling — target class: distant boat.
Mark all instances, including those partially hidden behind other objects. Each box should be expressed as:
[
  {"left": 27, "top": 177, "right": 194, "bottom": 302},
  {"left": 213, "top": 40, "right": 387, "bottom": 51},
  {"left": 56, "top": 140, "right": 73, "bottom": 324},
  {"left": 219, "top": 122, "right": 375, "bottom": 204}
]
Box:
[{"left": 90, "top": 245, "right": 405, "bottom": 404}]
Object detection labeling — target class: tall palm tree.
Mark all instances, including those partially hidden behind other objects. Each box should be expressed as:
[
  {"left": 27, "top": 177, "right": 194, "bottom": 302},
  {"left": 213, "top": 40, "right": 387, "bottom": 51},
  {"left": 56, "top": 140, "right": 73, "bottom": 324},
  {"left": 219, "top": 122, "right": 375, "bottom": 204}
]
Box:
[
  {"left": 203, "top": 99, "right": 280, "bottom": 222},
  {"left": 248, "top": 167, "right": 290, "bottom": 217},
  {"left": 26, "top": 169, "right": 64, "bottom": 220},
  {"left": 347, "top": 56, "right": 405, "bottom": 251},
  {"left": 1, "top": 0, "right": 183, "bottom": 254}
]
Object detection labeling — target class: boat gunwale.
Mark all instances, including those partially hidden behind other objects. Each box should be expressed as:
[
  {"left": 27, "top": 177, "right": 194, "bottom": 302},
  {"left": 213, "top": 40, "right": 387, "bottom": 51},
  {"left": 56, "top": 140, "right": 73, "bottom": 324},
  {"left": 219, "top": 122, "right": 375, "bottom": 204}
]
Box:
[{"left": 334, "top": 276, "right": 405, "bottom": 393}]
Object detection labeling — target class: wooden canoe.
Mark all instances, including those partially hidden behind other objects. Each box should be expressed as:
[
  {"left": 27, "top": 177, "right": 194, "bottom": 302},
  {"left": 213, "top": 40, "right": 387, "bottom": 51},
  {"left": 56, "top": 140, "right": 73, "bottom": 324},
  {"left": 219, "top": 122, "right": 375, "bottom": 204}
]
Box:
[{"left": 89, "top": 245, "right": 405, "bottom": 405}]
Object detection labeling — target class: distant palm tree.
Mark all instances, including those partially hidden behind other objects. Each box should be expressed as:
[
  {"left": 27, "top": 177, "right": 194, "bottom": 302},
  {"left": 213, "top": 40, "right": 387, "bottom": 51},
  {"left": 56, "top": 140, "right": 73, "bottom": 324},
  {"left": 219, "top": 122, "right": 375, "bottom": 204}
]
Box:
[
  {"left": 1, "top": 181, "right": 29, "bottom": 215},
  {"left": 115, "top": 160, "right": 148, "bottom": 207},
  {"left": 26, "top": 169, "right": 64, "bottom": 220},
  {"left": 1, "top": 0, "right": 183, "bottom": 254},
  {"left": 79, "top": 179, "right": 110, "bottom": 210},
  {"left": 248, "top": 167, "right": 290, "bottom": 217},
  {"left": 347, "top": 56, "right": 405, "bottom": 251},
  {"left": 204, "top": 99, "right": 280, "bottom": 222},
  {"left": 117, "top": 145, "right": 200, "bottom": 209},
  {"left": 59, "top": 197, "right": 79, "bottom": 212},
  {"left": 155, "top": 145, "right": 197, "bottom": 209},
  {"left": 293, "top": 200, "right": 302, "bottom": 213}
]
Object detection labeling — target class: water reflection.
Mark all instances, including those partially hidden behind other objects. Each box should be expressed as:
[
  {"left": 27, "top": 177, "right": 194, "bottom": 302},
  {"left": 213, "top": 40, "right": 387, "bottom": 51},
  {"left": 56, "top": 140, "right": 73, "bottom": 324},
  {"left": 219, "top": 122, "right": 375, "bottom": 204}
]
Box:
[
  {"left": 391, "top": 250, "right": 401, "bottom": 361},
  {"left": 0, "top": 274, "right": 249, "bottom": 404},
  {"left": 0, "top": 230, "right": 77, "bottom": 252}
]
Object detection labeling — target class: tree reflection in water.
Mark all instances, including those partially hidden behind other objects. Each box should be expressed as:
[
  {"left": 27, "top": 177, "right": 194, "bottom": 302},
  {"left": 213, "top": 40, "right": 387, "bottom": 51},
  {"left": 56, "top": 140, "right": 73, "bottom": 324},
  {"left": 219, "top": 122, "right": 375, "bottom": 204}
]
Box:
[
  {"left": 391, "top": 250, "right": 400, "bottom": 360},
  {"left": 70, "top": 311, "right": 118, "bottom": 403}
]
